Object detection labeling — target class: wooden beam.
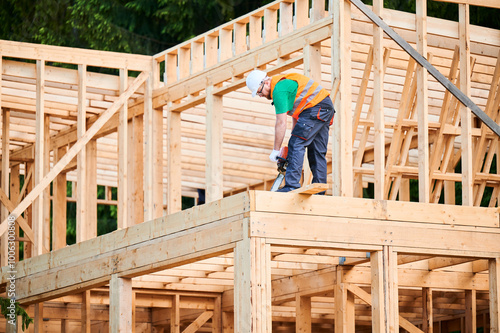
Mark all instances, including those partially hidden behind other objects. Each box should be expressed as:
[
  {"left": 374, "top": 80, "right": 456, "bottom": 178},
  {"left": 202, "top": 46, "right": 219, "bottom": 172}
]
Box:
[
  {"left": 1, "top": 108, "right": 10, "bottom": 265},
  {"left": 296, "top": 294, "right": 312, "bottom": 333},
  {"left": 422, "top": 288, "right": 433, "bottom": 333},
  {"left": 459, "top": 3, "right": 473, "bottom": 206},
  {"left": 332, "top": 0, "right": 353, "bottom": 197},
  {"left": 182, "top": 311, "right": 213, "bottom": 333},
  {"left": 334, "top": 283, "right": 355, "bottom": 332},
  {"left": 81, "top": 290, "right": 91, "bottom": 333},
  {"left": 373, "top": 0, "right": 385, "bottom": 200},
  {"left": 465, "top": 289, "right": 476, "bottom": 333},
  {"left": 76, "top": 64, "right": 87, "bottom": 243},
  {"left": 109, "top": 274, "right": 133, "bottom": 332},
  {"left": 118, "top": 68, "right": 128, "bottom": 229},
  {"left": 52, "top": 146, "right": 67, "bottom": 250},
  {"left": 205, "top": 85, "right": 224, "bottom": 202},
  {"left": 171, "top": 294, "right": 180, "bottom": 333},
  {"left": 416, "top": 0, "right": 430, "bottom": 203},
  {"left": 490, "top": 258, "right": 500, "bottom": 332},
  {"left": 167, "top": 109, "right": 182, "bottom": 214},
  {"left": 0, "top": 71, "right": 148, "bottom": 234},
  {"left": 33, "top": 59, "right": 45, "bottom": 256},
  {"left": 433, "top": 0, "right": 500, "bottom": 9},
  {"left": 234, "top": 236, "right": 271, "bottom": 333}
]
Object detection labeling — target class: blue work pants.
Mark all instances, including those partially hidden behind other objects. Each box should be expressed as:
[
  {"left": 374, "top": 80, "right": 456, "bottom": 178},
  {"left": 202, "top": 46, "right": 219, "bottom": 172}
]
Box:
[{"left": 278, "top": 97, "right": 335, "bottom": 193}]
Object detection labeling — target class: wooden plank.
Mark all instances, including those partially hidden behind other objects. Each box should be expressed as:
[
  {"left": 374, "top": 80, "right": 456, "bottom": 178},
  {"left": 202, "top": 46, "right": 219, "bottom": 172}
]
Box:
[
  {"left": 52, "top": 145, "right": 67, "bottom": 250},
  {"left": 85, "top": 139, "right": 97, "bottom": 239},
  {"left": 373, "top": 0, "right": 385, "bottom": 200},
  {"left": 290, "top": 183, "right": 328, "bottom": 194},
  {"left": 205, "top": 86, "right": 224, "bottom": 202},
  {"left": 118, "top": 68, "right": 128, "bottom": 229},
  {"left": 296, "top": 295, "right": 312, "bottom": 333},
  {"left": 465, "top": 289, "right": 476, "bottom": 333},
  {"left": 172, "top": 294, "right": 180, "bottom": 333},
  {"left": 490, "top": 258, "right": 500, "bottom": 333},
  {"left": 33, "top": 59, "right": 45, "bottom": 256},
  {"left": 334, "top": 283, "right": 355, "bottom": 332},
  {"left": 433, "top": 0, "right": 500, "bottom": 9},
  {"left": 144, "top": 66, "right": 154, "bottom": 220},
  {"left": 0, "top": 71, "right": 147, "bottom": 233},
  {"left": 371, "top": 250, "right": 385, "bottom": 333},
  {"left": 81, "top": 290, "right": 91, "bottom": 333},
  {"left": 76, "top": 63, "right": 87, "bottom": 243},
  {"left": 348, "top": 0, "right": 500, "bottom": 137},
  {"left": 167, "top": 110, "right": 182, "bottom": 214},
  {"left": 1, "top": 108, "right": 10, "bottom": 265},
  {"left": 182, "top": 311, "right": 213, "bottom": 333},
  {"left": 109, "top": 275, "right": 133, "bottom": 332},
  {"left": 332, "top": 0, "right": 353, "bottom": 197},
  {"left": 417, "top": 0, "right": 430, "bottom": 203},
  {"left": 459, "top": 3, "right": 473, "bottom": 206},
  {"left": 422, "top": 288, "right": 433, "bottom": 333}
]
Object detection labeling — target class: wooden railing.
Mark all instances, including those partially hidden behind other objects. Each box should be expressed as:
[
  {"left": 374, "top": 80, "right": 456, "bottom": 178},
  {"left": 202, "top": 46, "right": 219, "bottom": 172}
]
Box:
[{"left": 152, "top": 0, "right": 331, "bottom": 85}]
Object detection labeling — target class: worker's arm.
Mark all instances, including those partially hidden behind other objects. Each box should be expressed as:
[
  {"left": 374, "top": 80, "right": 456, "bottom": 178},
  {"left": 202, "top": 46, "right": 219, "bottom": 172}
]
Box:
[{"left": 274, "top": 113, "right": 287, "bottom": 150}]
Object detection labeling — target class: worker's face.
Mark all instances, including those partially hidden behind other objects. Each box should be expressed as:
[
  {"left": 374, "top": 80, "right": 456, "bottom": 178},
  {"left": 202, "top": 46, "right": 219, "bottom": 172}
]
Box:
[{"left": 257, "top": 80, "right": 271, "bottom": 100}]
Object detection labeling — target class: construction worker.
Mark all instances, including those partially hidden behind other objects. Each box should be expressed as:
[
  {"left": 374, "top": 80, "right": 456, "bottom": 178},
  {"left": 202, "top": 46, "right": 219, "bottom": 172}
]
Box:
[{"left": 246, "top": 70, "right": 335, "bottom": 192}]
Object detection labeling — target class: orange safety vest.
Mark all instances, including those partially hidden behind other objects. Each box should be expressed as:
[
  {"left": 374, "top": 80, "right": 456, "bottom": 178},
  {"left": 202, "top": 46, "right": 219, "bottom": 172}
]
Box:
[{"left": 270, "top": 73, "right": 330, "bottom": 119}]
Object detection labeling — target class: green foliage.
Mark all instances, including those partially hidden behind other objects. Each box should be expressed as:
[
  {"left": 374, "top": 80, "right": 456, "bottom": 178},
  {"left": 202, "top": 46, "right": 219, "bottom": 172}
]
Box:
[{"left": 0, "top": 297, "right": 33, "bottom": 331}]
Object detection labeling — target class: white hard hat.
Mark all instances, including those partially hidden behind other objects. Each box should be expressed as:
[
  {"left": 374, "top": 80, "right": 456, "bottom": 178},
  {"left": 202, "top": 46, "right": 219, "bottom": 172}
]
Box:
[{"left": 246, "top": 70, "right": 267, "bottom": 97}]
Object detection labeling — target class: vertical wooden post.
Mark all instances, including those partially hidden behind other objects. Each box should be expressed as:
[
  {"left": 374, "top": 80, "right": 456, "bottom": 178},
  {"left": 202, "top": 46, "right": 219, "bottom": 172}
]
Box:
[
  {"left": 205, "top": 85, "right": 224, "bottom": 202},
  {"left": 489, "top": 258, "right": 500, "bottom": 333},
  {"left": 422, "top": 287, "right": 433, "bottom": 333},
  {"left": 335, "top": 283, "right": 355, "bottom": 332},
  {"left": 372, "top": 0, "right": 385, "bottom": 200},
  {"left": 205, "top": 35, "right": 218, "bottom": 68},
  {"left": 332, "top": 0, "right": 353, "bottom": 197},
  {"left": 295, "top": 0, "right": 309, "bottom": 29},
  {"left": 192, "top": 41, "right": 205, "bottom": 73},
  {"left": 128, "top": 114, "right": 144, "bottom": 225},
  {"left": 76, "top": 63, "right": 87, "bottom": 243},
  {"left": 264, "top": 8, "right": 278, "bottom": 43},
  {"left": 212, "top": 296, "right": 222, "bottom": 333},
  {"left": 43, "top": 114, "right": 50, "bottom": 251},
  {"left": 34, "top": 303, "right": 43, "bottom": 333},
  {"left": 33, "top": 59, "right": 45, "bottom": 256},
  {"left": 167, "top": 108, "right": 182, "bottom": 214},
  {"left": 234, "top": 23, "right": 247, "bottom": 55},
  {"left": 311, "top": 0, "right": 325, "bottom": 22},
  {"left": 279, "top": 1, "right": 293, "bottom": 37},
  {"left": 459, "top": 3, "right": 473, "bottom": 206},
  {"left": 296, "top": 295, "right": 312, "bottom": 333},
  {"left": 82, "top": 290, "right": 91, "bottom": 333},
  {"left": 1, "top": 108, "right": 10, "bottom": 264},
  {"left": 24, "top": 162, "right": 33, "bottom": 259},
  {"left": 171, "top": 294, "right": 180, "bottom": 333},
  {"left": 10, "top": 164, "right": 20, "bottom": 262},
  {"left": 144, "top": 67, "right": 154, "bottom": 221},
  {"left": 109, "top": 274, "right": 133, "bottom": 332},
  {"left": 86, "top": 139, "right": 97, "bottom": 239},
  {"left": 52, "top": 146, "right": 67, "bottom": 250},
  {"left": 118, "top": 68, "right": 128, "bottom": 229},
  {"left": 371, "top": 247, "right": 398, "bottom": 332},
  {"left": 416, "top": 0, "right": 430, "bottom": 203},
  {"left": 234, "top": 235, "right": 271, "bottom": 333},
  {"left": 465, "top": 289, "right": 476, "bottom": 333}
]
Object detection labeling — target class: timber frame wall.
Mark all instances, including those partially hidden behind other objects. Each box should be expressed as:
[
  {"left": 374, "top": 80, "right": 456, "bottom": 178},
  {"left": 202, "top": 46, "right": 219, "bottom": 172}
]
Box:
[{"left": 0, "top": 0, "right": 500, "bottom": 332}]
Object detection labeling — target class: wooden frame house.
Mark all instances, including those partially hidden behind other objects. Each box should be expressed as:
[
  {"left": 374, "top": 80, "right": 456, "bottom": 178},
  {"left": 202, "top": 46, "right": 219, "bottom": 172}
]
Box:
[{"left": 1, "top": 0, "right": 500, "bottom": 331}]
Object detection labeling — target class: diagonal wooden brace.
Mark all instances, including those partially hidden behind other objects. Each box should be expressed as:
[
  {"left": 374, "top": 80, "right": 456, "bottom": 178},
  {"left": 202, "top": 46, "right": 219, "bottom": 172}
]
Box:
[{"left": 0, "top": 71, "right": 148, "bottom": 237}]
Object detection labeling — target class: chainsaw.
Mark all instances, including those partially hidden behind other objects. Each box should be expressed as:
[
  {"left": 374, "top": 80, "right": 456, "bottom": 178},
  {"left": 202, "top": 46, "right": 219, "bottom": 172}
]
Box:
[{"left": 270, "top": 146, "right": 288, "bottom": 192}]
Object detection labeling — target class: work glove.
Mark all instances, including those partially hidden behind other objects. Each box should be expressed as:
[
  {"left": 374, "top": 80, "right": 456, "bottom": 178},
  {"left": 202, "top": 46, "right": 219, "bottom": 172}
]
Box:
[{"left": 269, "top": 149, "right": 280, "bottom": 162}]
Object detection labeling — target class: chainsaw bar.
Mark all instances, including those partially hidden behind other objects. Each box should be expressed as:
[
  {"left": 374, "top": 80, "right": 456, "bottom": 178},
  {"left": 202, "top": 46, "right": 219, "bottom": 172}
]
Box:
[{"left": 270, "top": 172, "right": 285, "bottom": 192}]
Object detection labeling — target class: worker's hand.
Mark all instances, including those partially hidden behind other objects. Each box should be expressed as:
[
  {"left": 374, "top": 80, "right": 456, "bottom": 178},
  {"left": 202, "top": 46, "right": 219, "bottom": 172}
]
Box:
[{"left": 269, "top": 150, "right": 280, "bottom": 162}]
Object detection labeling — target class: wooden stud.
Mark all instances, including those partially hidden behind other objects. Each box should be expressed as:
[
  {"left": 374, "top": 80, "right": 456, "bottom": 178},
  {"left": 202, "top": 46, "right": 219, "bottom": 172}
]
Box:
[
  {"left": 109, "top": 274, "right": 133, "bottom": 332},
  {"left": 118, "top": 68, "right": 128, "bottom": 229},
  {"left": 205, "top": 35, "right": 218, "bottom": 69},
  {"left": 85, "top": 139, "right": 97, "bottom": 239},
  {"left": 212, "top": 296, "right": 222, "bottom": 333},
  {"left": 373, "top": 0, "right": 385, "bottom": 200},
  {"left": 311, "top": 0, "right": 325, "bottom": 22},
  {"left": 220, "top": 28, "right": 233, "bottom": 62},
  {"left": 422, "top": 288, "right": 433, "bottom": 333},
  {"left": 459, "top": 3, "right": 473, "bottom": 206},
  {"left": 205, "top": 86, "right": 224, "bottom": 202},
  {"left": 167, "top": 109, "right": 182, "bottom": 214},
  {"left": 52, "top": 145, "right": 67, "bottom": 250},
  {"left": 144, "top": 66, "right": 154, "bottom": 221},
  {"left": 9, "top": 164, "right": 20, "bottom": 262},
  {"left": 192, "top": 41, "right": 205, "bottom": 74},
  {"left": 416, "top": 0, "right": 430, "bottom": 203},
  {"left": 249, "top": 15, "right": 263, "bottom": 49},
  {"left": 33, "top": 59, "right": 45, "bottom": 256},
  {"left": 128, "top": 114, "right": 144, "bottom": 225},
  {"left": 264, "top": 8, "right": 278, "bottom": 43},
  {"left": 34, "top": 303, "right": 43, "bottom": 333},
  {"left": 296, "top": 294, "right": 312, "bottom": 333},
  {"left": 234, "top": 235, "right": 271, "bottom": 333},
  {"left": 82, "top": 290, "right": 91, "bottom": 333},
  {"left": 465, "top": 289, "right": 476, "bottom": 333},
  {"left": 332, "top": 0, "right": 353, "bottom": 197},
  {"left": 279, "top": 1, "right": 293, "bottom": 37},
  {"left": 1, "top": 108, "right": 10, "bottom": 264},
  {"left": 335, "top": 282, "right": 355, "bottom": 332},
  {"left": 295, "top": 0, "right": 309, "bottom": 29},
  {"left": 490, "top": 258, "right": 500, "bottom": 333},
  {"left": 76, "top": 63, "right": 87, "bottom": 243},
  {"left": 234, "top": 23, "right": 247, "bottom": 55},
  {"left": 178, "top": 47, "right": 190, "bottom": 79},
  {"left": 171, "top": 294, "right": 180, "bottom": 333}
]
